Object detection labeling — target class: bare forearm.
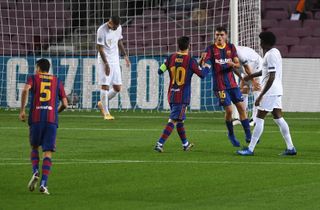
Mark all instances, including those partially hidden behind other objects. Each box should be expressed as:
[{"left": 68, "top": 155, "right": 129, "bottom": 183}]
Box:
[
  {"left": 244, "top": 65, "right": 253, "bottom": 75},
  {"left": 118, "top": 40, "right": 127, "bottom": 56},
  {"left": 97, "top": 45, "right": 108, "bottom": 65},
  {"left": 58, "top": 98, "right": 68, "bottom": 113},
  {"left": 259, "top": 75, "right": 275, "bottom": 98},
  {"left": 233, "top": 68, "right": 243, "bottom": 80},
  {"left": 250, "top": 70, "right": 262, "bottom": 79},
  {"left": 20, "top": 90, "right": 28, "bottom": 111}
]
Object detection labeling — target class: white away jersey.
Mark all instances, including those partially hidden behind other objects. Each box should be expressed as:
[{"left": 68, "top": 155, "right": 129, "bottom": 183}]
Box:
[
  {"left": 97, "top": 23, "right": 123, "bottom": 64},
  {"left": 236, "top": 46, "right": 263, "bottom": 74},
  {"left": 261, "top": 48, "right": 283, "bottom": 96}
]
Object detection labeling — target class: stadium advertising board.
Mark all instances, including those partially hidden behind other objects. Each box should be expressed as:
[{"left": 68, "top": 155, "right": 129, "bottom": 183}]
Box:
[{"left": 0, "top": 56, "right": 221, "bottom": 111}]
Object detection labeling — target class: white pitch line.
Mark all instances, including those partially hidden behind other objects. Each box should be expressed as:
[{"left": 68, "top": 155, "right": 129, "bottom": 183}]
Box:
[
  {"left": 1, "top": 159, "right": 320, "bottom": 166},
  {"left": 0, "top": 126, "right": 319, "bottom": 133}
]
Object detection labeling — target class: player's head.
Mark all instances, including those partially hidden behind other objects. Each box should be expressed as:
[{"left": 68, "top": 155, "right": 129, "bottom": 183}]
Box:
[
  {"left": 214, "top": 26, "right": 228, "bottom": 46},
  {"left": 36, "top": 58, "right": 50, "bottom": 73},
  {"left": 108, "top": 15, "right": 120, "bottom": 30},
  {"left": 259, "top": 31, "right": 276, "bottom": 49},
  {"left": 177, "top": 36, "right": 190, "bottom": 51}
]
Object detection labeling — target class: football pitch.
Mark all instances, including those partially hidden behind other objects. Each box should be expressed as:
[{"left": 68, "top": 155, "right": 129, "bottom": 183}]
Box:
[{"left": 1, "top": 110, "right": 320, "bottom": 210}]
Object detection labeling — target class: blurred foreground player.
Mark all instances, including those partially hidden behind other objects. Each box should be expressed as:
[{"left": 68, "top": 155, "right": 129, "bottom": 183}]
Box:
[
  {"left": 232, "top": 46, "right": 263, "bottom": 126},
  {"left": 154, "top": 36, "right": 211, "bottom": 152},
  {"left": 237, "top": 32, "right": 297, "bottom": 156},
  {"left": 19, "top": 58, "right": 68, "bottom": 194}
]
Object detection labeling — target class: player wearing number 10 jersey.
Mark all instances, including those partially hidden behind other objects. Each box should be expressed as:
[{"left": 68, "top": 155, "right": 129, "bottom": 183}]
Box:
[
  {"left": 154, "top": 36, "right": 211, "bottom": 152},
  {"left": 19, "top": 58, "right": 68, "bottom": 195}
]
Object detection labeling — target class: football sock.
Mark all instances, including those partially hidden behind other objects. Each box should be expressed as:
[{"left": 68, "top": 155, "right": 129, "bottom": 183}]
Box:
[
  {"left": 176, "top": 122, "right": 188, "bottom": 145},
  {"left": 241, "top": 119, "right": 251, "bottom": 140},
  {"left": 252, "top": 91, "right": 260, "bottom": 122},
  {"left": 108, "top": 89, "right": 118, "bottom": 100},
  {"left": 273, "top": 118, "right": 294, "bottom": 150},
  {"left": 225, "top": 121, "right": 234, "bottom": 136},
  {"left": 100, "top": 89, "right": 109, "bottom": 114},
  {"left": 158, "top": 122, "right": 175, "bottom": 145},
  {"left": 41, "top": 157, "right": 52, "bottom": 187},
  {"left": 242, "top": 94, "right": 249, "bottom": 111},
  {"left": 31, "top": 149, "right": 39, "bottom": 174},
  {"left": 248, "top": 118, "right": 264, "bottom": 152}
]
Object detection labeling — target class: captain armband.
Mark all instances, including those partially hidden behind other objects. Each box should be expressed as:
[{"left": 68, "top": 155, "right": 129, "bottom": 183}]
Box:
[{"left": 160, "top": 63, "right": 167, "bottom": 72}]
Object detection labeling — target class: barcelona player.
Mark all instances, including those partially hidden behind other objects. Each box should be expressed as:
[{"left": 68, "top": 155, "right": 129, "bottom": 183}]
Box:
[
  {"left": 202, "top": 26, "right": 251, "bottom": 147},
  {"left": 154, "top": 36, "right": 211, "bottom": 152},
  {"left": 19, "top": 58, "right": 68, "bottom": 195}
]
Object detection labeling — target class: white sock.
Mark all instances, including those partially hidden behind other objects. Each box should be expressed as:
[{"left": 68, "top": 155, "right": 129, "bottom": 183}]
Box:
[
  {"left": 100, "top": 89, "right": 109, "bottom": 114},
  {"left": 242, "top": 94, "right": 248, "bottom": 111},
  {"left": 248, "top": 118, "right": 264, "bottom": 152},
  {"left": 273, "top": 118, "right": 294, "bottom": 150},
  {"left": 252, "top": 91, "right": 260, "bottom": 122},
  {"left": 108, "top": 89, "right": 118, "bottom": 100}
]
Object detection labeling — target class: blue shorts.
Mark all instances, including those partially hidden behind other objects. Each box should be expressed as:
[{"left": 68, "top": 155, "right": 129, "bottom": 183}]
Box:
[
  {"left": 169, "top": 104, "right": 187, "bottom": 121},
  {"left": 29, "top": 123, "right": 57, "bottom": 152},
  {"left": 215, "top": 88, "right": 243, "bottom": 107}
]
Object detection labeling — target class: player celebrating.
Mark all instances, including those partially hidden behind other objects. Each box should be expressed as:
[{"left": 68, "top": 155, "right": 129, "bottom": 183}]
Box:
[
  {"left": 233, "top": 46, "right": 263, "bottom": 126},
  {"left": 202, "top": 26, "right": 251, "bottom": 147},
  {"left": 19, "top": 58, "right": 68, "bottom": 195},
  {"left": 154, "top": 36, "right": 211, "bottom": 152},
  {"left": 96, "top": 15, "right": 130, "bottom": 120},
  {"left": 237, "top": 31, "right": 297, "bottom": 156}
]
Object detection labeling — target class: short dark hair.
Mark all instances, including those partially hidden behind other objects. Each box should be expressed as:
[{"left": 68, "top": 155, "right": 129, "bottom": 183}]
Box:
[
  {"left": 36, "top": 58, "right": 50, "bottom": 72},
  {"left": 215, "top": 26, "right": 228, "bottom": 33},
  {"left": 177, "top": 36, "right": 190, "bottom": 51},
  {"left": 259, "top": 31, "right": 276, "bottom": 46},
  {"left": 111, "top": 15, "right": 120, "bottom": 26}
]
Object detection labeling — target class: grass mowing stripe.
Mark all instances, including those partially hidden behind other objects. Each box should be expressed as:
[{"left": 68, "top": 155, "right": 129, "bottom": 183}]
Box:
[
  {"left": 1, "top": 159, "right": 320, "bottom": 166},
  {"left": 0, "top": 126, "right": 319, "bottom": 133}
]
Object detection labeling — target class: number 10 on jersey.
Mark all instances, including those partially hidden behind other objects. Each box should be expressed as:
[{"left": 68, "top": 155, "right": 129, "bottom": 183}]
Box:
[{"left": 170, "top": 66, "right": 186, "bottom": 86}]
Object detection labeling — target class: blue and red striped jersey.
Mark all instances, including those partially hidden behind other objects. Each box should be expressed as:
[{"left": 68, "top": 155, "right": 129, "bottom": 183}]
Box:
[
  {"left": 26, "top": 73, "right": 66, "bottom": 126},
  {"left": 159, "top": 52, "right": 209, "bottom": 104},
  {"left": 204, "top": 43, "right": 238, "bottom": 91}
]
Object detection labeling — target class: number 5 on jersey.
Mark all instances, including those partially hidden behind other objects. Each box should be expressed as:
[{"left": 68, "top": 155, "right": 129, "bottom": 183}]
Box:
[{"left": 40, "top": 82, "right": 51, "bottom": 102}]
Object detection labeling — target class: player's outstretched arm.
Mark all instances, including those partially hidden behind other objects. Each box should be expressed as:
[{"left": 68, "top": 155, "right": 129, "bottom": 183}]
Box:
[
  {"left": 192, "top": 59, "right": 210, "bottom": 79},
  {"left": 243, "top": 70, "right": 262, "bottom": 81}
]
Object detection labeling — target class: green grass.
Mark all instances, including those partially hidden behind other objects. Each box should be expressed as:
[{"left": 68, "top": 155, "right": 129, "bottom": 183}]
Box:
[{"left": 1, "top": 110, "right": 320, "bottom": 210}]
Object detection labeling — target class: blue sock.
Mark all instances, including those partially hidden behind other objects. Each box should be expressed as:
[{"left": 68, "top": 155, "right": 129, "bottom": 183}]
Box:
[
  {"left": 241, "top": 119, "right": 251, "bottom": 140},
  {"left": 176, "top": 122, "right": 188, "bottom": 145},
  {"left": 41, "top": 157, "right": 52, "bottom": 187},
  {"left": 225, "top": 121, "right": 234, "bottom": 136},
  {"left": 30, "top": 149, "right": 39, "bottom": 174},
  {"left": 158, "top": 122, "right": 175, "bottom": 145}
]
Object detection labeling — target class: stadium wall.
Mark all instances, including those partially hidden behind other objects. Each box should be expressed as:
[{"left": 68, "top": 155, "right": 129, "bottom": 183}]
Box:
[
  {"left": 282, "top": 58, "right": 320, "bottom": 112},
  {"left": 0, "top": 57, "right": 319, "bottom": 112}
]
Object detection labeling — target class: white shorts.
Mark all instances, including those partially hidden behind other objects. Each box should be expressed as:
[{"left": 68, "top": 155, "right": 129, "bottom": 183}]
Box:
[
  {"left": 97, "top": 61, "right": 122, "bottom": 86},
  {"left": 257, "top": 95, "right": 282, "bottom": 112}
]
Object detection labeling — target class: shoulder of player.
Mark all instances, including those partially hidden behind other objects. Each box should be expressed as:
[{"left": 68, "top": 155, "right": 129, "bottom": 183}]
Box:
[
  {"left": 266, "top": 48, "right": 281, "bottom": 58},
  {"left": 97, "top": 23, "right": 108, "bottom": 32}
]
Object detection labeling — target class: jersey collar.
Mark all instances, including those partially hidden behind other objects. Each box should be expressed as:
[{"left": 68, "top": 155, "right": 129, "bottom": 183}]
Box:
[{"left": 214, "top": 43, "right": 226, "bottom": 49}]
